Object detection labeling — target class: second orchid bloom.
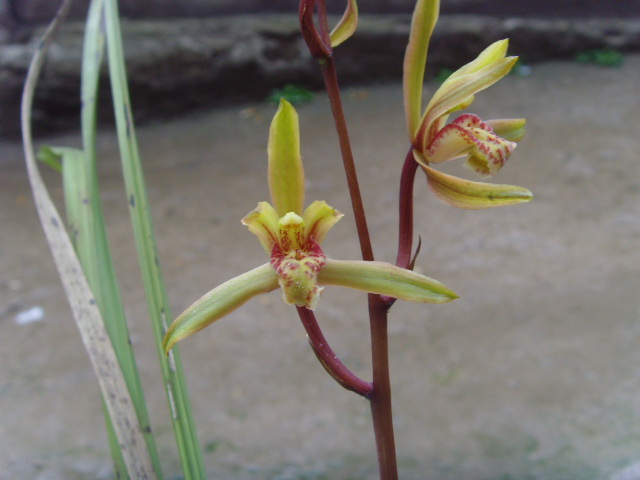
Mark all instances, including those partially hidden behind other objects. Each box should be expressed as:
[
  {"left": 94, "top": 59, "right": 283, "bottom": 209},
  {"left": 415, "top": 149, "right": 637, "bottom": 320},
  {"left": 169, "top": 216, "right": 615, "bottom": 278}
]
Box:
[
  {"left": 163, "top": 100, "right": 457, "bottom": 353},
  {"left": 404, "top": 0, "right": 532, "bottom": 209}
]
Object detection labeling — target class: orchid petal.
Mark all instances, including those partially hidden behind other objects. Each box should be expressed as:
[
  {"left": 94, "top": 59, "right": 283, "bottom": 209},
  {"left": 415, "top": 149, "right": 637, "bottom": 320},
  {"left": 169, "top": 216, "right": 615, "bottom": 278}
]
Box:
[
  {"left": 242, "top": 201, "right": 281, "bottom": 253},
  {"left": 272, "top": 237, "right": 326, "bottom": 310},
  {"left": 268, "top": 99, "right": 305, "bottom": 216},
  {"left": 424, "top": 123, "right": 474, "bottom": 164},
  {"left": 318, "top": 259, "right": 458, "bottom": 304},
  {"left": 302, "top": 200, "right": 343, "bottom": 244},
  {"left": 421, "top": 164, "right": 533, "bottom": 209},
  {"left": 330, "top": 0, "right": 358, "bottom": 47},
  {"left": 485, "top": 118, "right": 526, "bottom": 142},
  {"left": 403, "top": 0, "right": 440, "bottom": 141},
  {"left": 425, "top": 113, "right": 517, "bottom": 176},
  {"left": 163, "top": 263, "right": 279, "bottom": 353},
  {"left": 417, "top": 51, "right": 517, "bottom": 150}
]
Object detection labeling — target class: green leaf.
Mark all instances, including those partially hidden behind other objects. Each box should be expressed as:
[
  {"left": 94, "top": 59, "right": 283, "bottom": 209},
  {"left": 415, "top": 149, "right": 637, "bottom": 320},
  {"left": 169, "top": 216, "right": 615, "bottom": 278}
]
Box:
[
  {"left": 36, "top": 146, "right": 63, "bottom": 172},
  {"left": 268, "top": 99, "right": 305, "bottom": 217},
  {"left": 330, "top": 0, "right": 358, "bottom": 47},
  {"left": 102, "top": 0, "right": 205, "bottom": 475},
  {"left": 403, "top": 0, "right": 440, "bottom": 141},
  {"left": 163, "top": 264, "right": 279, "bottom": 353},
  {"left": 318, "top": 259, "right": 458, "bottom": 304},
  {"left": 422, "top": 164, "right": 533, "bottom": 209}
]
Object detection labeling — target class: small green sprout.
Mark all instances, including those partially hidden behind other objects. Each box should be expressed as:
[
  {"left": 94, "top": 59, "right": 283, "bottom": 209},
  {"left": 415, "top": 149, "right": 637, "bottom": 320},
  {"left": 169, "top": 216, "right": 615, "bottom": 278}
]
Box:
[
  {"left": 575, "top": 48, "right": 624, "bottom": 67},
  {"left": 267, "top": 84, "right": 315, "bottom": 105}
]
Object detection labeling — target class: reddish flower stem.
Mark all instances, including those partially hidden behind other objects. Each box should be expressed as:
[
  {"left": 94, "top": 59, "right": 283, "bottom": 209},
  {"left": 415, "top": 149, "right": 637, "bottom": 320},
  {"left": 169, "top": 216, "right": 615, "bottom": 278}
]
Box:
[
  {"left": 381, "top": 148, "right": 419, "bottom": 307},
  {"left": 297, "top": 306, "right": 372, "bottom": 397},
  {"left": 395, "top": 148, "right": 419, "bottom": 270},
  {"left": 299, "top": 2, "right": 400, "bottom": 479},
  {"left": 315, "top": 0, "right": 374, "bottom": 263},
  {"left": 368, "top": 295, "right": 398, "bottom": 480}
]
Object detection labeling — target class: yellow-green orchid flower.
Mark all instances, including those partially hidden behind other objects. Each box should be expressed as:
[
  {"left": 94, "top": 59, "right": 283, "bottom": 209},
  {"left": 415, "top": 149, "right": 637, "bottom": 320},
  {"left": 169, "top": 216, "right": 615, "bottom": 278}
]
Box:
[
  {"left": 163, "top": 99, "right": 458, "bottom": 353},
  {"left": 404, "top": 0, "right": 532, "bottom": 209}
]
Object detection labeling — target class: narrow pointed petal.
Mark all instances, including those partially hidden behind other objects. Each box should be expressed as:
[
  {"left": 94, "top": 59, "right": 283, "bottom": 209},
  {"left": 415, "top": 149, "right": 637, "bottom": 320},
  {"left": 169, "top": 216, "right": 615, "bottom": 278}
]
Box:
[
  {"left": 403, "top": 0, "right": 440, "bottom": 141},
  {"left": 163, "top": 264, "right": 279, "bottom": 353},
  {"left": 318, "top": 259, "right": 458, "bottom": 304},
  {"left": 268, "top": 99, "right": 305, "bottom": 216},
  {"left": 302, "top": 200, "right": 343, "bottom": 244},
  {"left": 330, "top": 0, "right": 358, "bottom": 47},
  {"left": 422, "top": 164, "right": 533, "bottom": 209},
  {"left": 242, "top": 201, "right": 281, "bottom": 253},
  {"left": 485, "top": 118, "right": 526, "bottom": 142},
  {"left": 417, "top": 55, "right": 517, "bottom": 151},
  {"left": 446, "top": 39, "right": 510, "bottom": 81}
]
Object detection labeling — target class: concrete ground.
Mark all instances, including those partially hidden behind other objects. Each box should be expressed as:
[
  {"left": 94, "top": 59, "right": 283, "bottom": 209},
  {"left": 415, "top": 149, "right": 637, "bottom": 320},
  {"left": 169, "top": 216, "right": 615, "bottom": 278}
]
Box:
[{"left": 1, "top": 56, "right": 640, "bottom": 480}]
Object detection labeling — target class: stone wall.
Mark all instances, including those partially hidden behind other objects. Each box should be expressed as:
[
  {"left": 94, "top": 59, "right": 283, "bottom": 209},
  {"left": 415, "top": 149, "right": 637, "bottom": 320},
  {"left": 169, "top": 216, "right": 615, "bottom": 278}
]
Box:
[
  {"left": 2, "top": 2, "right": 640, "bottom": 138},
  {"left": 3, "top": 0, "right": 640, "bottom": 27}
]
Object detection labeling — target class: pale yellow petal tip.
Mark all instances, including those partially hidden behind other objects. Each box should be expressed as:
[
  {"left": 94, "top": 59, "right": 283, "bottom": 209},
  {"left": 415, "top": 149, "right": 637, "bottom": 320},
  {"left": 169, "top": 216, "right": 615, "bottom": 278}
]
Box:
[
  {"left": 302, "top": 200, "right": 344, "bottom": 244},
  {"left": 330, "top": 0, "right": 358, "bottom": 48},
  {"left": 242, "top": 201, "right": 280, "bottom": 252}
]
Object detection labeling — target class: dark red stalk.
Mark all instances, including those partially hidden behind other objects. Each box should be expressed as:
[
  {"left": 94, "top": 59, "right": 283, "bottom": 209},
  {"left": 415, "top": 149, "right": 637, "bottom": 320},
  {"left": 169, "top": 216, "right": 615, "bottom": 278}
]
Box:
[
  {"left": 299, "top": 2, "right": 400, "bottom": 479},
  {"left": 319, "top": 59, "right": 374, "bottom": 262},
  {"left": 381, "top": 147, "right": 419, "bottom": 307},
  {"left": 297, "top": 306, "right": 372, "bottom": 397},
  {"left": 368, "top": 295, "right": 398, "bottom": 480},
  {"left": 298, "top": 0, "right": 331, "bottom": 58},
  {"left": 318, "top": 34, "right": 400, "bottom": 480},
  {"left": 395, "top": 148, "right": 419, "bottom": 270}
]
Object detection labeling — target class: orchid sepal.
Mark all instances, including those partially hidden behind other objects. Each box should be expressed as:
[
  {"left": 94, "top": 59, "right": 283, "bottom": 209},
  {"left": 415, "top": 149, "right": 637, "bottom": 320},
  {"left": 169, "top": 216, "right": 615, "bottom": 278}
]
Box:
[
  {"left": 420, "top": 162, "right": 533, "bottom": 209},
  {"left": 403, "top": 0, "right": 440, "bottom": 139},
  {"left": 269, "top": 99, "right": 305, "bottom": 217},
  {"left": 163, "top": 263, "right": 279, "bottom": 353},
  {"left": 445, "top": 38, "right": 510, "bottom": 82},
  {"left": 318, "top": 259, "right": 458, "bottom": 304}
]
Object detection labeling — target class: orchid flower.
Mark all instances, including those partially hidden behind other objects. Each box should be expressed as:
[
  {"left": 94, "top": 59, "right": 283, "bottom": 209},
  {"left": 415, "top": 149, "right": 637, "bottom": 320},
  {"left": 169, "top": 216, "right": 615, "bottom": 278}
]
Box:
[
  {"left": 163, "top": 99, "right": 457, "bottom": 353},
  {"left": 403, "top": 0, "right": 532, "bottom": 209}
]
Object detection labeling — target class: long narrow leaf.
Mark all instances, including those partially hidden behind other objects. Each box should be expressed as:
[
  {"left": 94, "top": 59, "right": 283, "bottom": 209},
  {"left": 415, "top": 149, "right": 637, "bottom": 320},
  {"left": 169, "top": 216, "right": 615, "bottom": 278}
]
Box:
[
  {"left": 81, "top": 1, "right": 163, "bottom": 475},
  {"left": 20, "top": 1, "right": 156, "bottom": 477},
  {"left": 101, "top": 0, "right": 206, "bottom": 477}
]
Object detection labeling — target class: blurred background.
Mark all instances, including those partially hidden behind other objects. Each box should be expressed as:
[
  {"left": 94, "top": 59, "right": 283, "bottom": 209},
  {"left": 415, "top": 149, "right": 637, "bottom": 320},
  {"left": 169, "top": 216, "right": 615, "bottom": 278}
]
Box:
[{"left": 1, "top": 1, "right": 640, "bottom": 479}]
